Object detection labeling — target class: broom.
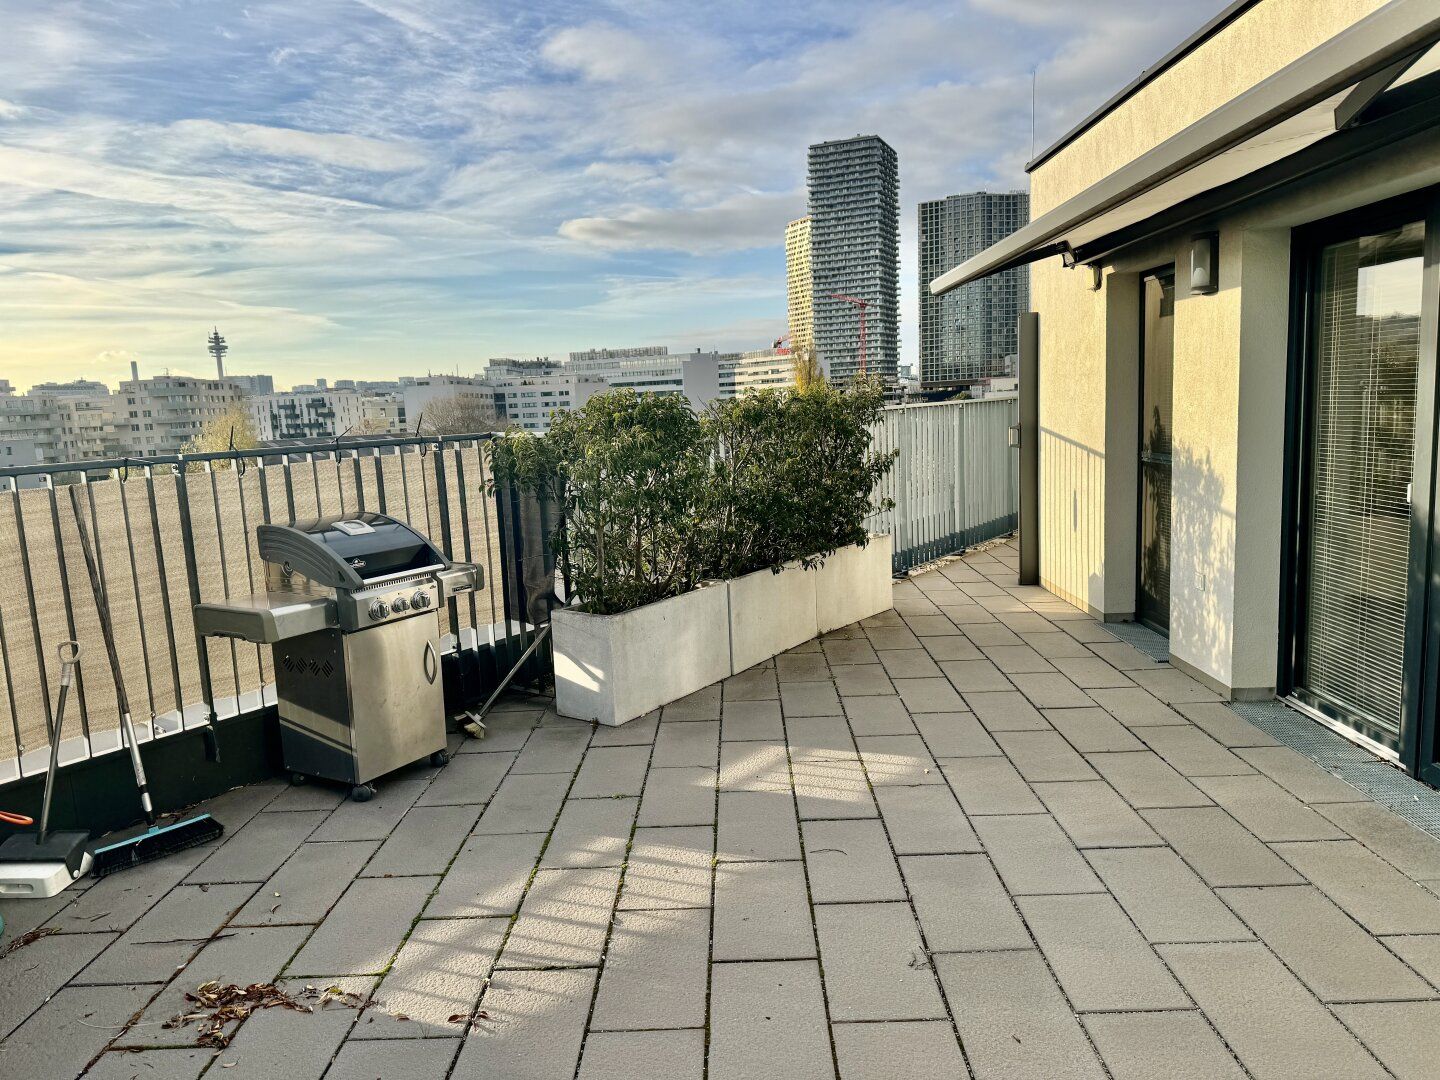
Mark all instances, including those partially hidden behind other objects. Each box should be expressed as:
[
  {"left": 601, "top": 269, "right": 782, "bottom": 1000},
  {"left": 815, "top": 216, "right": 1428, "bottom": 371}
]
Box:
[{"left": 68, "top": 486, "right": 223, "bottom": 876}]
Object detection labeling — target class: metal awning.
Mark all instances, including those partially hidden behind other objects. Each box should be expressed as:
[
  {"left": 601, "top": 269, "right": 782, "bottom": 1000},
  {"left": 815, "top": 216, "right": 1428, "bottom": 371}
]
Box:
[{"left": 931, "top": 0, "right": 1440, "bottom": 295}]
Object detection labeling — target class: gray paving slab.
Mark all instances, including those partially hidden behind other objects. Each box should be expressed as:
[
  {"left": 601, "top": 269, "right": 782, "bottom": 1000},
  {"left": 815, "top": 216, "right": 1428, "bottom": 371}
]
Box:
[
  {"left": 803, "top": 818, "right": 905, "bottom": 903},
  {"left": 831, "top": 663, "right": 895, "bottom": 696},
  {"left": 207, "top": 976, "right": 373, "bottom": 1079},
  {"left": 364, "top": 803, "right": 482, "bottom": 877},
  {"left": 232, "top": 840, "right": 379, "bottom": 926},
  {"left": 777, "top": 651, "right": 830, "bottom": 681},
  {"left": 708, "top": 960, "right": 835, "bottom": 1080},
  {"left": 86, "top": 1047, "right": 212, "bottom": 1079},
  {"left": 589, "top": 710, "right": 660, "bottom": 746},
  {"left": 717, "top": 790, "right": 802, "bottom": 861},
  {"left": 416, "top": 750, "right": 513, "bottom": 806},
  {"left": 354, "top": 916, "right": 507, "bottom": 1038},
  {"left": 900, "top": 852, "right": 1031, "bottom": 952},
  {"left": 787, "top": 713, "right": 858, "bottom": 757},
  {"left": 815, "top": 902, "right": 946, "bottom": 1021},
  {"left": 842, "top": 694, "right": 916, "bottom": 735},
  {"left": 1233, "top": 745, "right": 1367, "bottom": 803},
  {"left": 511, "top": 722, "right": 591, "bottom": 774},
  {"left": 664, "top": 684, "right": 723, "bottom": 719},
  {"left": 187, "top": 809, "right": 327, "bottom": 883},
  {"left": 590, "top": 907, "right": 709, "bottom": 1031},
  {"left": 540, "top": 796, "right": 637, "bottom": 868},
  {"left": 866, "top": 626, "right": 922, "bottom": 651},
  {"left": 895, "top": 676, "right": 967, "bottom": 713},
  {"left": 713, "top": 859, "right": 816, "bottom": 961},
  {"left": 831, "top": 1020, "right": 967, "bottom": 1080},
  {"left": 964, "top": 689, "right": 1048, "bottom": 730},
  {"left": 1129, "top": 668, "right": 1221, "bottom": 705},
  {"left": 1033, "top": 780, "right": 1162, "bottom": 848},
  {"left": 121, "top": 880, "right": 256, "bottom": 944},
  {"left": 1176, "top": 703, "right": 1280, "bottom": 746},
  {"left": 1082, "top": 640, "right": 1164, "bottom": 669},
  {"left": 1136, "top": 725, "right": 1254, "bottom": 777},
  {"left": 724, "top": 665, "right": 779, "bottom": 702},
  {"left": 1018, "top": 892, "right": 1189, "bottom": 1011},
  {"left": 652, "top": 719, "right": 719, "bottom": 767},
  {"left": 288, "top": 875, "right": 437, "bottom": 976},
  {"left": 780, "top": 680, "right": 843, "bottom": 716},
  {"left": 1218, "top": 885, "right": 1434, "bottom": 1002},
  {"left": 1088, "top": 687, "right": 1186, "bottom": 727},
  {"left": 1272, "top": 839, "right": 1440, "bottom": 934},
  {"left": 0, "top": 983, "right": 157, "bottom": 1078},
  {"left": 1380, "top": 933, "right": 1440, "bottom": 989},
  {"left": 822, "top": 636, "right": 880, "bottom": 665},
  {"left": 1160, "top": 941, "right": 1387, "bottom": 1079},
  {"left": 935, "top": 950, "right": 1106, "bottom": 1080},
  {"left": 1086, "top": 750, "right": 1211, "bottom": 809},
  {"left": 938, "top": 658, "right": 1013, "bottom": 692},
  {"left": 792, "top": 756, "right": 877, "bottom": 819},
  {"left": 570, "top": 744, "right": 651, "bottom": 798},
  {"left": 721, "top": 699, "right": 783, "bottom": 741},
  {"left": 718, "top": 740, "right": 791, "bottom": 793},
  {"left": 921, "top": 634, "right": 984, "bottom": 661},
  {"left": 910, "top": 710, "right": 999, "bottom": 757},
  {"left": 1193, "top": 773, "right": 1347, "bottom": 842},
  {"left": 1316, "top": 800, "right": 1440, "bottom": 879},
  {"left": 940, "top": 756, "right": 1044, "bottom": 815},
  {"left": 979, "top": 644, "right": 1055, "bottom": 674},
  {"left": 618, "top": 826, "right": 713, "bottom": 910},
  {"left": 473, "top": 770, "right": 570, "bottom": 834},
  {"left": 1086, "top": 847, "right": 1252, "bottom": 943},
  {"left": 0, "top": 929, "right": 118, "bottom": 1037},
  {"left": 579, "top": 1029, "right": 705, "bottom": 1080},
  {"left": 1043, "top": 707, "right": 1145, "bottom": 752},
  {"left": 1049, "top": 655, "right": 1137, "bottom": 688},
  {"left": 874, "top": 783, "right": 980, "bottom": 854},
  {"left": 1333, "top": 1000, "right": 1440, "bottom": 1080},
  {"left": 499, "top": 866, "right": 622, "bottom": 968},
  {"left": 855, "top": 734, "right": 942, "bottom": 785},
  {"left": 1082, "top": 1011, "right": 1246, "bottom": 1080},
  {"left": 639, "top": 765, "right": 716, "bottom": 827},
  {"left": 994, "top": 730, "right": 1097, "bottom": 782},
  {"left": 972, "top": 814, "right": 1104, "bottom": 896},
  {"left": 1141, "top": 807, "right": 1302, "bottom": 887},
  {"left": 1009, "top": 672, "right": 1094, "bottom": 709},
  {"left": 426, "top": 831, "right": 545, "bottom": 918},
  {"left": 878, "top": 648, "right": 944, "bottom": 679},
  {"left": 330, "top": 1036, "right": 459, "bottom": 1080},
  {"left": 1022, "top": 630, "right": 1098, "bottom": 659}
]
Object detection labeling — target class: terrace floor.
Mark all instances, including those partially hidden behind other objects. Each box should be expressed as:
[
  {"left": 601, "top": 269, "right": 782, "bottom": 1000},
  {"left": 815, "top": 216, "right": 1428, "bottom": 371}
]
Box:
[{"left": 5, "top": 538, "right": 1440, "bottom": 1079}]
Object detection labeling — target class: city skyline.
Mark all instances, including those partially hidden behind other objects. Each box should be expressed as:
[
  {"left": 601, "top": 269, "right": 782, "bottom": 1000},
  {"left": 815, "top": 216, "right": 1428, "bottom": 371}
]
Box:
[{"left": 0, "top": 1, "right": 1233, "bottom": 386}]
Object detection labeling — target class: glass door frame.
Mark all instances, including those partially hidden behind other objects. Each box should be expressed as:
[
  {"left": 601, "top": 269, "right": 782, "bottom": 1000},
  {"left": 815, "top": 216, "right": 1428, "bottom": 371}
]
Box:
[{"left": 1279, "top": 186, "right": 1440, "bottom": 774}]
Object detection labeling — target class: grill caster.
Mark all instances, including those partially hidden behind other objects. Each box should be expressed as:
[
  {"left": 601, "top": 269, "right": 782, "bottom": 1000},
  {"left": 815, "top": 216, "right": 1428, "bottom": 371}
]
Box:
[
  {"left": 290, "top": 772, "right": 309, "bottom": 787},
  {"left": 430, "top": 749, "right": 451, "bottom": 767},
  {"left": 350, "top": 783, "right": 376, "bottom": 803}
]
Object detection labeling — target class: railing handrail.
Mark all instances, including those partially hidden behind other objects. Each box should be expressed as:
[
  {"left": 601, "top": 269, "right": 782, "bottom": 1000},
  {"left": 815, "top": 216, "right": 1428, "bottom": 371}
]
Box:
[{"left": 882, "top": 392, "right": 1018, "bottom": 413}]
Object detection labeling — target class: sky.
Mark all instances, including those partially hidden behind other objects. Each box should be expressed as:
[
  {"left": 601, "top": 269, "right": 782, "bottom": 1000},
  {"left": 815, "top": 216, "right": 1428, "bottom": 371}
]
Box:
[{"left": 0, "top": 0, "right": 1232, "bottom": 390}]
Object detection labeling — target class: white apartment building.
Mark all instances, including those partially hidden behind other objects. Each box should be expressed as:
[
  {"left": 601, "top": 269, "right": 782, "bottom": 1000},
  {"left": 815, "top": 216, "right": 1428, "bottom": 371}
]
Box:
[
  {"left": 566, "top": 347, "right": 727, "bottom": 411},
  {"left": 398, "top": 375, "right": 495, "bottom": 431},
  {"left": 719, "top": 348, "right": 797, "bottom": 396},
  {"left": 249, "top": 391, "right": 369, "bottom": 442},
  {"left": 115, "top": 375, "right": 246, "bottom": 454}
]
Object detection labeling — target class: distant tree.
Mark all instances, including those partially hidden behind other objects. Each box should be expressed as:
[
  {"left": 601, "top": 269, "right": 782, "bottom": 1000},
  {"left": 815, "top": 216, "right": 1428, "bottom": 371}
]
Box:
[
  {"left": 181, "top": 406, "right": 259, "bottom": 470},
  {"left": 791, "top": 344, "right": 825, "bottom": 393},
  {"left": 422, "top": 392, "right": 501, "bottom": 436}
]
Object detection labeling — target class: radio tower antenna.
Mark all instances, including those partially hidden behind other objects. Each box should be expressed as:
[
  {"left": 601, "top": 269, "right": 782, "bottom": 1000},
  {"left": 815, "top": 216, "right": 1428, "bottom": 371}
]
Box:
[{"left": 207, "top": 327, "right": 228, "bottom": 380}]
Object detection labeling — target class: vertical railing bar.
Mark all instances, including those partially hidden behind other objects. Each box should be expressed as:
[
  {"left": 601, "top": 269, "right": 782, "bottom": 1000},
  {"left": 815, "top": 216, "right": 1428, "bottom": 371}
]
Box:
[
  {"left": 335, "top": 449, "right": 346, "bottom": 517},
  {"left": 308, "top": 453, "right": 322, "bottom": 517},
  {"left": 399, "top": 445, "right": 414, "bottom": 522},
  {"left": 46, "top": 474, "right": 90, "bottom": 741},
  {"left": 0, "top": 608, "right": 23, "bottom": 762},
  {"left": 144, "top": 465, "right": 185, "bottom": 717},
  {"left": 235, "top": 456, "right": 265, "bottom": 689},
  {"left": 352, "top": 449, "right": 366, "bottom": 512},
  {"left": 418, "top": 443, "right": 435, "bottom": 539},
  {"left": 282, "top": 454, "right": 298, "bottom": 523},
  {"left": 432, "top": 439, "right": 461, "bottom": 643},
  {"left": 373, "top": 448, "right": 387, "bottom": 515},
  {"left": 174, "top": 458, "right": 218, "bottom": 728},
  {"left": 479, "top": 453, "right": 499, "bottom": 647},
  {"left": 453, "top": 439, "right": 481, "bottom": 635},
  {"left": 507, "top": 474, "right": 533, "bottom": 670},
  {"left": 8, "top": 478, "right": 53, "bottom": 736},
  {"left": 113, "top": 472, "right": 158, "bottom": 720},
  {"left": 209, "top": 461, "right": 242, "bottom": 704},
  {"left": 493, "top": 474, "right": 519, "bottom": 673}
]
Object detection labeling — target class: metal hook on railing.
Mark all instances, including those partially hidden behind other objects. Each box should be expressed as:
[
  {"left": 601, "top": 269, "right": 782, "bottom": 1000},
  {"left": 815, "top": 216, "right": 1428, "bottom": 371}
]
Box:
[
  {"left": 416, "top": 412, "right": 430, "bottom": 456},
  {"left": 228, "top": 425, "right": 247, "bottom": 477}
]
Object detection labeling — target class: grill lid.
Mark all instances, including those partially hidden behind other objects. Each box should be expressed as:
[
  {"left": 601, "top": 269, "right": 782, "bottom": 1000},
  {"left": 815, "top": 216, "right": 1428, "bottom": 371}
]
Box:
[{"left": 258, "top": 512, "right": 447, "bottom": 590}]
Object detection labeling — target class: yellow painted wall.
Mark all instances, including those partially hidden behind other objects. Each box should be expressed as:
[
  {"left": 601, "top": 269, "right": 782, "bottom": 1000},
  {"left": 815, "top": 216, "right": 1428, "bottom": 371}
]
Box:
[{"left": 1031, "top": 0, "right": 1388, "bottom": 216}]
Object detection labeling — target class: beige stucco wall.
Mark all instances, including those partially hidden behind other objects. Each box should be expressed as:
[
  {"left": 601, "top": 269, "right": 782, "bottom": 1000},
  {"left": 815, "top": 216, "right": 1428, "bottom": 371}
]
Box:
[{"left": 1031, "top": 0, "right": 1389, "bottom": 216}]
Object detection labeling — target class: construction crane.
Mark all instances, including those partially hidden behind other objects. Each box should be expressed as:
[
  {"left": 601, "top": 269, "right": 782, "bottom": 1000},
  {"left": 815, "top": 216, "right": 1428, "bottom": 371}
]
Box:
[
  {"left": 827, "top": 293, "right": 869, "bottom": 375},
  {"left": 771, "top": 333, "right": 791, "bottom": 354}
]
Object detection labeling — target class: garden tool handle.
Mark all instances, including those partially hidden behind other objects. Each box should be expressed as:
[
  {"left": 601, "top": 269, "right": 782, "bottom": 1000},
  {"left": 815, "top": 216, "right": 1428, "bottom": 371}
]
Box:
[{"left": 38, "top": 640, "right": 81, "bottom": 843}]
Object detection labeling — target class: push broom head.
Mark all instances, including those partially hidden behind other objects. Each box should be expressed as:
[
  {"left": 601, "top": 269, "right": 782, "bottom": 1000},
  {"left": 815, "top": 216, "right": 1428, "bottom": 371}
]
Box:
[{"left": 90, "top": 813, "right": 224, "bottom": 878}]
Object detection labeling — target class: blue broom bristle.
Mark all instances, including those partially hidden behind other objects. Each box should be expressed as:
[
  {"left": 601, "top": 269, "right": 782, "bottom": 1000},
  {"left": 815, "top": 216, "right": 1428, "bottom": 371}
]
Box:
[{"left": 91, "top": 814, "right": 224, "bottom": 877}]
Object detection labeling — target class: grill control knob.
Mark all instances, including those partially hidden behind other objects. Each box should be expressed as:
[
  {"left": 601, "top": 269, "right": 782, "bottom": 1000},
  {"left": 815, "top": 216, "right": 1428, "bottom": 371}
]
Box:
[
  {"left": 368, "top": 599, "right": 390, "bottom": 621},
  {"left": 411, "top": 590, "right": 431, "bottom": 609},
  {"left": 392, "top": 596, "right": 410, "bottom": 613}
]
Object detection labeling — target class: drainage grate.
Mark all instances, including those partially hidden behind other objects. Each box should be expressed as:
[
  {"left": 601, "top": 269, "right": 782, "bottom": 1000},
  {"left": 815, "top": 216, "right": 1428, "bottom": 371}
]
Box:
[{"left": 1095, "top": 626, "right": 1440, "bottom": 840}]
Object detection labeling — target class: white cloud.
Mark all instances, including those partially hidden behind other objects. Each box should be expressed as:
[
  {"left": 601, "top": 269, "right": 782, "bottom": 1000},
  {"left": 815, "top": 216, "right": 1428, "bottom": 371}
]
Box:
[
  {"left": 559, "top": 191, "right": 802, "bottom": 254},
  {"left": 166, "top": 120, "right": 428, "bottom": 172},
  {"left": 541, "top": 23, "right": 669, "bottom": 83}
]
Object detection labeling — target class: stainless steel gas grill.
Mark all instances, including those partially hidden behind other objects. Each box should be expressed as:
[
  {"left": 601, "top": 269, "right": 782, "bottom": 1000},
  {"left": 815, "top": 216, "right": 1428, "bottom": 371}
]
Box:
[{"left": 194, "top": 513, "right": 482, "bottom": 801}]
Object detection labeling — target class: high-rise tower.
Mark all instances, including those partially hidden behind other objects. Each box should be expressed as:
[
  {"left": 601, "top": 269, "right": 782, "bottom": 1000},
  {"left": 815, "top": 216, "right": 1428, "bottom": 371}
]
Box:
[
  {"left": 207, "top": 327, "right": 228, "bottom": 381},
  {"left": 917, "top": 192, "right": 1029, "bottom": 388},
  {"left": 784, "top": 216, "right": 814, "bottom": 356},
  {"left": 807, "top": 136, "right": 899, "bottom": 383}
]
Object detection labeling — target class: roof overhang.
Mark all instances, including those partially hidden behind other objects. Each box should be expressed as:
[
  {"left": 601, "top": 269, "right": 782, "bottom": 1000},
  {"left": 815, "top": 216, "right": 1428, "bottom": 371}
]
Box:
[{"left": 931, "top": 0, "right": 1440, "bottom": 296}]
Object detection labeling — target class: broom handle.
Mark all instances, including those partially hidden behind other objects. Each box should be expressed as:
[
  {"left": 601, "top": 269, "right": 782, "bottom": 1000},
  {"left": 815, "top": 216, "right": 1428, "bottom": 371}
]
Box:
[
  {"left": 69, "top": 487, "right": 155, "bottom": 827},
  {"left": 37, "top": 641, "right": 80, "bottom": 844}
]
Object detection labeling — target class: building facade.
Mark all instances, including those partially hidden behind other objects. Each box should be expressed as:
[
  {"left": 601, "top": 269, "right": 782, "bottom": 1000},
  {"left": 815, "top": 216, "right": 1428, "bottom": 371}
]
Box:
[
  {"left": 808, "top": 135, "right": 900, "bottom": 384},
  {"left": 719, "top": 348, "right": 798, "bottom": 396},
  {"left": 115, "top": 376, "right": 246, "bottom": 454},
  {"left": 933, "top": 0, "right": 1440, "bottom": 782},
  {"left": 248, "top": 391, "right": 368, "bottom": 442},
  {"left": 918, "top": 192, "right": 1029, "bottom": 388},
  {"left": 785, "top": 216, "right": 815, "bottom": 355}
]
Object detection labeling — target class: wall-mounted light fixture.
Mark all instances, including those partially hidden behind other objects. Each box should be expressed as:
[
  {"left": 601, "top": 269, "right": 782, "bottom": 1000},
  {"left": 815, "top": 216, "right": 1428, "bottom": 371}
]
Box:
[{"left": 1189, "top": 232, "right": 1219, "bottom": 295}]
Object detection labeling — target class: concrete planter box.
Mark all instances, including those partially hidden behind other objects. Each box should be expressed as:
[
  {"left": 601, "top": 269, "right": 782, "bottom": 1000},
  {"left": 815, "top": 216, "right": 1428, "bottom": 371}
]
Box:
[
  {"left": 728, "top": 561, "right": 819, "bottom": 674},
  {"left": 553, "top": 582, "right": 731, "bottom": 727},
  {"left": 553, "top": 537, "right": 893, "bottom": 726},
  {"left": 816, "top": 534, "right": 894, "bottom": 633}
]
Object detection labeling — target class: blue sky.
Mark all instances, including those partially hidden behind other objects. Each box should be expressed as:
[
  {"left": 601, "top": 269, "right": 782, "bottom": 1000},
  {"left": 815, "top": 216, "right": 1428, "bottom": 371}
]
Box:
[{"left": 0, "top": 0, "right": 1229, "bottom": 389}]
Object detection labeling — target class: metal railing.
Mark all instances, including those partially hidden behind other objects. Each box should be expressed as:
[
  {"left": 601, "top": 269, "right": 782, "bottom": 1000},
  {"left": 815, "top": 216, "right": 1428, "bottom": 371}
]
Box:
[
  {"left": 868, "top": 394, "right": 1019, "bottom": 572},
  {"left": 0, "top": 434, "right": 548, "bottom": 785}
]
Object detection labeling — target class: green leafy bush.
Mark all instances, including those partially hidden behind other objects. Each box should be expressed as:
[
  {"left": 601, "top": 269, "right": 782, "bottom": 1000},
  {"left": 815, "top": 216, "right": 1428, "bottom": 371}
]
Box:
[{"left": 490, "top": 382, "right": 895, "bottom": 616}]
